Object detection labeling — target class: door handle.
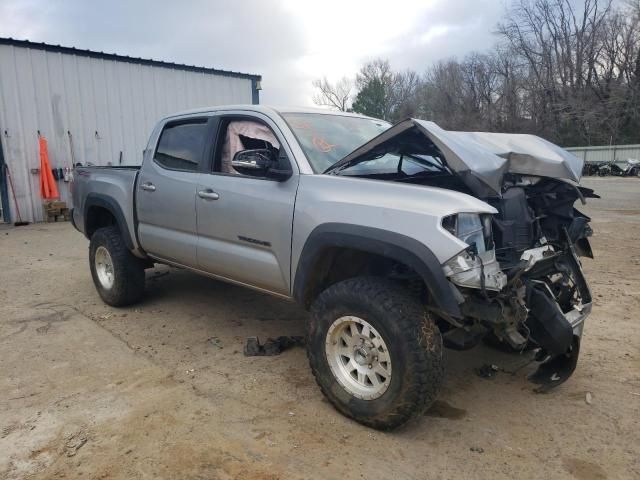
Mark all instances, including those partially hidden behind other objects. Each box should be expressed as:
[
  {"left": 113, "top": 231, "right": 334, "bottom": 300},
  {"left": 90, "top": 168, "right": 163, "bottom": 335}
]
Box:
[
  {"left": 198, "top": 189, "right": 220, "bottom": 200},
  {"left": 140, "top": 182, "right": 156, "bottom": 192}
]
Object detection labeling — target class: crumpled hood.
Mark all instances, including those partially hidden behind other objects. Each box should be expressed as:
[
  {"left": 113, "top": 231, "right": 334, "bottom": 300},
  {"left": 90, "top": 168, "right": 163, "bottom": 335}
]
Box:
[{"left": 326, "top": 118, "right": 584, "bottom": 196}]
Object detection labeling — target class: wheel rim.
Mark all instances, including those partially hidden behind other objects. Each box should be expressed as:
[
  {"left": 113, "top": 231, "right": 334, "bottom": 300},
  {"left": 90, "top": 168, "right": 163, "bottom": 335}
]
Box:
[
  {"left": 95, "top": 246, "right": 115, "bottom": 290},
  {"left": 325, "top": 316, "right": 392, "bottom": 400}
]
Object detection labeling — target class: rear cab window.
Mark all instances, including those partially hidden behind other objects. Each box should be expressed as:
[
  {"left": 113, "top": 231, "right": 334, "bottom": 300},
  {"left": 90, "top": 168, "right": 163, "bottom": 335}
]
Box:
[{"left": 154, "top": 120, "right": 209, "bottom": 171}]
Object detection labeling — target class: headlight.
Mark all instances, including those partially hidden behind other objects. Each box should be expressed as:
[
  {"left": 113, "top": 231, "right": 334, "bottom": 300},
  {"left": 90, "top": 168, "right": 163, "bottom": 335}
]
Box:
[
  {"left": 441, "top": 213, "right": 493, "bottom": 253},
  {"left": 442, "top": 213, "right": 505, "bottom": 291}
]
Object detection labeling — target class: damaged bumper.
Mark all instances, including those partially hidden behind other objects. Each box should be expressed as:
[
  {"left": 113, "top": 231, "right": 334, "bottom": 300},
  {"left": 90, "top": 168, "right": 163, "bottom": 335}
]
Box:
[
  {"left": 526, "top": 300, "right": 591, "bottom": 392},
  {"left": 443, "top": 239, "right": 592, "bottom": 390}
]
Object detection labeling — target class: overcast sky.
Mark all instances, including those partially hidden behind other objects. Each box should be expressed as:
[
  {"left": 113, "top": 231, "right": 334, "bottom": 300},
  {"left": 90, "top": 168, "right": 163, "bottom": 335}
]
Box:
[{"left": 0, "top": 0, "right": 508, "bottom": 106}]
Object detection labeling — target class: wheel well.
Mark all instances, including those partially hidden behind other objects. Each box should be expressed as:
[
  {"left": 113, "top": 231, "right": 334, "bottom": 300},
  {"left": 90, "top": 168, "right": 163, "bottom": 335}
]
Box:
[
  {"left": 85, "top": 206, "right": 118, "bottom": 239},
  {"left": 300, "top": 247, "right": 425, "bottom": 308}
]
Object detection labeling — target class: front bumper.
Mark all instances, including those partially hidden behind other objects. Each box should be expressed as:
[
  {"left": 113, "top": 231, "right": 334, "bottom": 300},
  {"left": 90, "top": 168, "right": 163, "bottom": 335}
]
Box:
[{"left": 527, "top": 298, "right": 591, "bottom": 392}]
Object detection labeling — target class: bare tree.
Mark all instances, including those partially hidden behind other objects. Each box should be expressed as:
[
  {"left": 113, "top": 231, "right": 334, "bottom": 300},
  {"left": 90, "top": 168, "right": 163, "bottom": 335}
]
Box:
[
  {"left": 391, "top": 70, "right": 421, "bottom": 119},
  {"left": 313, "top": 1, "right": 640, "bottom": 146},
  {"left": 496, "top": 0, "right": 616, "bottom": 144},
  {"left": 312, "top": 77, "right": 353, "bottom": 111}
]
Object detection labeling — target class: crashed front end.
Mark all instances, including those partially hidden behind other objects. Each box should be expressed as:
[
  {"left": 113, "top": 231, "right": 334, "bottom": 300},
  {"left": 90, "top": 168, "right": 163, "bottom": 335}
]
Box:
[
  {"left": 327, "top": 117, "right": 598, "bottom": 390},
  {"left": 441, "top": 177, "right": 596, "bottom": 390}
]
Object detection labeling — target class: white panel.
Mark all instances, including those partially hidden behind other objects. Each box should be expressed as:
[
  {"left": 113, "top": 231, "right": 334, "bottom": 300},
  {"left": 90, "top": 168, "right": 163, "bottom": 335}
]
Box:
[
  {"left": 566, "top": 145, "right": 640, "bottom": 163},
  {"left": 0, "top": 44, "right": 255, "bottom": 222},
  {"left": 12, "top": 47, "right": 41, "bottom": 222},
  {"left": 0, "top": 46, "right": 31, "bottom": 221},
  {"left": 91, "top": 58, "right": 113, "bottom": 165},
  {"left": 103, "top": 60, "right": 126, "bottom": 165},
  {"left": 62, "top": 53, "right": 88, "bottom": 167}
]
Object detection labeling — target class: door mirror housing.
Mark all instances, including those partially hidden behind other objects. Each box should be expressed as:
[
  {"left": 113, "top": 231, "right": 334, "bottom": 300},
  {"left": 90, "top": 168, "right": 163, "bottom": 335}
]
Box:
[{"left": 231, "top": 149, "right": 292, "bottom": 181}]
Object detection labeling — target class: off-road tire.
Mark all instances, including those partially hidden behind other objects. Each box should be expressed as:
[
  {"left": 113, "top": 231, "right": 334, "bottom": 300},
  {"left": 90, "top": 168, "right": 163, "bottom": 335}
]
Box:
[
  {"left": 307, "top": 276, "right": 444, "bottom": 430},
  {"left": 89, "top": 226, "right": 145, "bottom": 307}
]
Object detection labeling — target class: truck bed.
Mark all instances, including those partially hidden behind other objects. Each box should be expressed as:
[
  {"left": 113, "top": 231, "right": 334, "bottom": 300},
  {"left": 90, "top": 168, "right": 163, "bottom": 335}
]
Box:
[{"left": 72, "top": 165, "right": 141, "bottom": 252}]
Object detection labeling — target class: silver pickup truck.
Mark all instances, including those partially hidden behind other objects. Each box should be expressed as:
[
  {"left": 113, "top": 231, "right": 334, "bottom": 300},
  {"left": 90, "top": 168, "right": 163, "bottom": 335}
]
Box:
[{"left": 71, "top": 105, "right": 596, "bottom": 430}]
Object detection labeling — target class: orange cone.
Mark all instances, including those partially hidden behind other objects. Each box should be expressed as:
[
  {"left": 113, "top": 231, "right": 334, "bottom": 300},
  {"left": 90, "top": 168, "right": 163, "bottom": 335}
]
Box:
[{"left": 39, "top": 135, "right": 59, "bottom": 199}]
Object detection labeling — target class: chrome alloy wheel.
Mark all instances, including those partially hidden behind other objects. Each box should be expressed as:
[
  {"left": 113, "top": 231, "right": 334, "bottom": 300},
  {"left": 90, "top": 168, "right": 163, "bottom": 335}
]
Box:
[
  {"left": 95, "top": 246, "right": 115, "bottom": 290},
  {"left": 325, "top": 316, "right": 392, "bottom": 400}
]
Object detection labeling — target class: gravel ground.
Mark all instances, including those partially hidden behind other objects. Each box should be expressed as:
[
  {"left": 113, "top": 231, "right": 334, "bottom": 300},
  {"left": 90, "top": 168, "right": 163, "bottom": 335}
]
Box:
[{"left": 0, "top": 177, "right": 638, "bottom": 480}]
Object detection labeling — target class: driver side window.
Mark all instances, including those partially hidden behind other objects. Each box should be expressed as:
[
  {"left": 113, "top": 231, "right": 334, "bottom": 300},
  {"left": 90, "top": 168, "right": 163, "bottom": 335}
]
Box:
[{"left": 216, "top": 118, "right": 283, "bottom": 177}]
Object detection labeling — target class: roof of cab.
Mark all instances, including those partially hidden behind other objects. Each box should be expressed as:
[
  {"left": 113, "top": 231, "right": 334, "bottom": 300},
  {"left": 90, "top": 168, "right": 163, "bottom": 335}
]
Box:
[{"left": 162, "top": 105, "right": 376, "bottom": 121}]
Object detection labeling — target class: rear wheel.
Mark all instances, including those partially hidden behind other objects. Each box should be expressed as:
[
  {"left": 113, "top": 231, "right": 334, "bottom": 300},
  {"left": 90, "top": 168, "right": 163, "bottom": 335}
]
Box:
[
  {"left": 89, "top": 226, "right": 145, "bottom": 306},
  {"left": 307, "top": 276, "right": 444, "bottom": 430}
]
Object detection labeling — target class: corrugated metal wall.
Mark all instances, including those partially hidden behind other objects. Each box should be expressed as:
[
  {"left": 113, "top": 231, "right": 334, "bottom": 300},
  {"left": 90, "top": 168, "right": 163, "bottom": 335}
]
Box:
[
  {"left": 0, "top": 42, "right": 256, "bottom": 223},
  {"left": 565, "top": 144, "right": 640, "bottom": 163}
]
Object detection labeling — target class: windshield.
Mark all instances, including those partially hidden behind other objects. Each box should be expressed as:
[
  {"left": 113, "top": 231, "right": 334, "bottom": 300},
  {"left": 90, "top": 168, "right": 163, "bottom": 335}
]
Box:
[{"left": 281, "top": 113, "right": 390, "bottom": 173}]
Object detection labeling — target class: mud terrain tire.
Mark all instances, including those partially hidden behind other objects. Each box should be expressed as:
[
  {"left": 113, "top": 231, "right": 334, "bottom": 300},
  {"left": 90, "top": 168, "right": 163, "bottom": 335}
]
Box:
[
  {"left": 307, "top": 276, "right": 444, "bottom": 430},
  {"left": 89, "top": 226, "right": 145, "bottom": 307}
]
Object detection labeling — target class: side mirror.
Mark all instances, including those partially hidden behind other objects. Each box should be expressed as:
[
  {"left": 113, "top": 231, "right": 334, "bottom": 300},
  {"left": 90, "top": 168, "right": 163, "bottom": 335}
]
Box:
[
  {"left": 231, "top": 148, "right": 292, "bottom": 181},
  {"left": 231, "top": 148, "right": 274, "bottom": 171}
]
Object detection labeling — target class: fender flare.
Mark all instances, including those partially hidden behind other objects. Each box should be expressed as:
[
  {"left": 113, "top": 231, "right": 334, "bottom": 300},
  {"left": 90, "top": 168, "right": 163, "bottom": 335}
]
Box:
[
  {"left": 84, "top": 193, "right": 134, "bottom": 250},
  {"left": 293, "top": 223, "right": 462, "bottom": 319}
]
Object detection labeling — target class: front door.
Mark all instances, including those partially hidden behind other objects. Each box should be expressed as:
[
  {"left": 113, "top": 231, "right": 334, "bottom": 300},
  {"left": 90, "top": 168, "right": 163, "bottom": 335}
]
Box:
[
  {"left": 196, "top": 113, "right": 299, "bottom": 296},
  {"left": 137, "top": 117, "right": 212, "bottom": 267}
]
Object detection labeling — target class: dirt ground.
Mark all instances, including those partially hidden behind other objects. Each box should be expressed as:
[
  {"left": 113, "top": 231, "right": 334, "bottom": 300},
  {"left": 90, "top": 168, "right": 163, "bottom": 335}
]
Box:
[{"left": 1, "top": 177, "right": 638, "bottom": 480}]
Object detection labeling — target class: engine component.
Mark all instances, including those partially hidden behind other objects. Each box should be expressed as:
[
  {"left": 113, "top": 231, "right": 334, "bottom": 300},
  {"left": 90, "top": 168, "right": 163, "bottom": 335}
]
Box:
[{"left": 491, "top": 187, "right": 536, "bottom": 267}]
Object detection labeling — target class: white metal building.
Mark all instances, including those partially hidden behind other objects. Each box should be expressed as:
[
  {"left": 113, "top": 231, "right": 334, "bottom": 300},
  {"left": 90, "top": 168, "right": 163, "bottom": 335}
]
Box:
[
  {"left": 0, "top": 38, "right": 261, "bottom": 223},
  {"left": 565, "top": 144, "right": 640, "bottom": 164}
]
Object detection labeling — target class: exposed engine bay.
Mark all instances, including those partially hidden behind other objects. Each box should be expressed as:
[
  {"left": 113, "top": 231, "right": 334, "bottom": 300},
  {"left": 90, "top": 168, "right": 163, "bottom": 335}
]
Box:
[
  {"left": 447, "top": 176, "right": 597, "bottom": 390},
  {"left": 328, "top": 118, "right": 598, "bottom": 390}
]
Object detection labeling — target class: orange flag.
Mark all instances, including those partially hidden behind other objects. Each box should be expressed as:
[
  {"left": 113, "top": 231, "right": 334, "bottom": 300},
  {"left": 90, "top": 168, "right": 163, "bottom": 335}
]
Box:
[{"left": 39, "top": 135, "right": 59, "bottom": 199}]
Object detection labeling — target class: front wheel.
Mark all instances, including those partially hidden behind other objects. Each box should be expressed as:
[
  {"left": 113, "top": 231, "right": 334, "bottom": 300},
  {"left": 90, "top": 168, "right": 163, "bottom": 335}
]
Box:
[
  {"left": 89, "top": 226, "right": 146, "bottom": 307},
  {"left": 307, "top": 277, "right": 444, "bottom": 430}
]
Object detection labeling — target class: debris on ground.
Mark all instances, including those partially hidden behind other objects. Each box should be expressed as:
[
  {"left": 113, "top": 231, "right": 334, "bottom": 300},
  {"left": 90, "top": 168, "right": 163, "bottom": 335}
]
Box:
[
  {"left": 470, "top": 447, "right": 484, "bottom": 454},
  {"left": 64, "top": 432, "right": 88, "bottom": 457},
  {"left": 585, "top": 392, "right": 593, "bottom": 405},
  {"left": 243, "top": 336, "right": 304, "bottom": 356},
  {"left": 207, "top": 336, "right": 223, "bottom": 350},
  {"left": 149, "top": 270, "right": 170, "bottom": 281},
  {"left": 474, "top": 363, "right": 500, "bottom": 379}
]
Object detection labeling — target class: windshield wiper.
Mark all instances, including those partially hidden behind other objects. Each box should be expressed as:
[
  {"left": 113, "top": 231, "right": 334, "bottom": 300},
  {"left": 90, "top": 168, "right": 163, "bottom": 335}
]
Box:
[{"left": 403, "top": 153, "right": 448, "bottom": 172}]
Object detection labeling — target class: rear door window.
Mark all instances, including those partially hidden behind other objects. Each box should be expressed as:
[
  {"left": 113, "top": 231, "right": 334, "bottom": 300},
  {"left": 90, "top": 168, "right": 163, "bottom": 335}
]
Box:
[{"left": 154, "top": 120, "right": 208, "bottom": 171}]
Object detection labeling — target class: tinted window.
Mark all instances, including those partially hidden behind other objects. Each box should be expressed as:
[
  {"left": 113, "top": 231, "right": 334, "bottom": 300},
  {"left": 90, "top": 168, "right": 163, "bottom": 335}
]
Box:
[{"left": 154, "top": 121, "right": 208, "bottom": 171}]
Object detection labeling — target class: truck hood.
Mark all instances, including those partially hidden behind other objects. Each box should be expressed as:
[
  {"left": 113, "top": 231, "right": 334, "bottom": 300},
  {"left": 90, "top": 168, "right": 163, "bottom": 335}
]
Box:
[{"left": 325, "top": 118, "right": 584, "bottom": 196}]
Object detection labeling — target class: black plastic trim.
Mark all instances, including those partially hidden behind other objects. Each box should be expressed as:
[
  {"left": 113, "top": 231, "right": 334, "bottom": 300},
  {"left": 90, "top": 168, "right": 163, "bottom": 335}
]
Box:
[
  {"left": 293, "top": 223, "right": 462, "bottom": 318},
  {"left": 69, "top": 208, "right": 78, "bottom": 231},
  {"left": 84, "top": 193, "right": 134, "bottom": 250}
]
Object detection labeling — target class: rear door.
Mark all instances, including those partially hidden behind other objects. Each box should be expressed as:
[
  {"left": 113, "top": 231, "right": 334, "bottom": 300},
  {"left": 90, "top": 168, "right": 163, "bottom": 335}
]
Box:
[
  {"left": 137, "top": 117, "right": 213, "bottom": 267},
  {"left": 195, "top": 112, "right": 299, "bottom": 296}
]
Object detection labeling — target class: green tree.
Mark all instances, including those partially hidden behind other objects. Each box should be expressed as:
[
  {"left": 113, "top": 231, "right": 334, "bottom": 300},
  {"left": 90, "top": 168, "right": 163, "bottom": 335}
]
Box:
[
  {"left": 351, "top": 59, "right": 420, "bottom": 121},
  {"left": 351, "top": 78, "right": 387, "bottom": 119}
]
